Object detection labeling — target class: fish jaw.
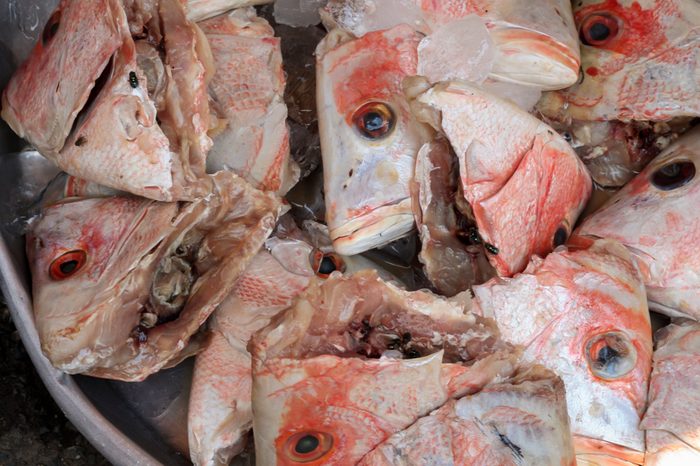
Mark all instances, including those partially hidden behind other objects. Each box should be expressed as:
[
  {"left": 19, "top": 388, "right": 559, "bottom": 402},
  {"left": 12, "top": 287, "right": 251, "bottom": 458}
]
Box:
[
  {"left": 410, "top": 80, "right": 591, "bottom": 276},
  {"left": 488, "top": 25, "right": 580, "bottom": 90},
  {"left": 539, "top": 0, "right": 700, "bottom": 121},
  {"left": 472, "top": 239, "right": 651, "bottom": 456},
  {"left": 576, "top": 127, "right": 700, "bottom": 320},
  {"left": 317, "top": 26, "right": 432, "bottom": 255}
]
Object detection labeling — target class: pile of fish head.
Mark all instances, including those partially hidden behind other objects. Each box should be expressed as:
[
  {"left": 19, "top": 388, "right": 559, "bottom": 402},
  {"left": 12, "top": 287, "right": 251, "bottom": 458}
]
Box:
[
  {"left": 323, "top": 0, "right": 581, "bottom": 89},
  {"left": 472, "top": 238, "right": 651, "bottom": 464},
  {"left": 26, "top": 172, "right": 280, "bottom": 381},
  {"left": 360, "top": 364, "right": 575, "bottom": 466},
  {"left": 408, "top": 78, "right": 592, "bottom": 277},
  {"left": 188, "top": 220, "right": 394, "bottom": 465},
  {"left": 316, "top": 25, "right": 433, "bottom": 255},
  {"left": 200, "top": 7, "right": 299, "bottom": 194},
  {"left": 1, "top": 0, "right": 213, "bottom": 201},
  {"left": 250, "top": 270, "right": 520, "bottom": 465},
  {"left": 577, "top": 127, "right": 700, "bottom": 320},
  {"left": 539, "top": 0, "right": 700, "bottom": 121},
  {"left": 641, "top": 320, "right": 700, "bottom": 465}
]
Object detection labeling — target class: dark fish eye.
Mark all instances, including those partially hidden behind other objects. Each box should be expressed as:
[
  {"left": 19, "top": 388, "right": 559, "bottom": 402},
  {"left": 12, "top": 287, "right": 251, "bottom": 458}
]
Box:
[
  {"left": 311, "top": 250, "right": 346, "bottom": 278},
  {"left": 580, "top": 13, "right": 620, "bottom": 46},
  {"left": 553, "top": 226, "right": 568, "bottom": 247},
  {"left": 651, "top": 160, "right": 695, "bottom": 191},
  {"left": 49, "top": 249, "right": 87, "bottom": 281},
  {"left": 42, "top": 10, "right": 61, "bottom": 45},
  {"left": 586, "top": 332, "right": 636, "bottom": 380},
  {"left": 284, "top": 431, "right": 333, "bottom": 462},
  {"left": 352, "top": 102, "right": 395, "bottom": 140}
]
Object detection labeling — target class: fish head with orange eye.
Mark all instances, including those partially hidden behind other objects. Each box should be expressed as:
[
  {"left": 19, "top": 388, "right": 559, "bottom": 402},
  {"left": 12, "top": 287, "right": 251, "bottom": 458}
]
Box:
[
  {"left": 316, "top": 25, "right": 433, "bottom": 256},
  {"left": 539, "top": 0, "right": 700, "bottom": 121},
  {"left": 27, "top": 196, "right": 179, "bottom": 371},
  {"left": 576, "top": 127, "right": 700, "bottom": 320}
]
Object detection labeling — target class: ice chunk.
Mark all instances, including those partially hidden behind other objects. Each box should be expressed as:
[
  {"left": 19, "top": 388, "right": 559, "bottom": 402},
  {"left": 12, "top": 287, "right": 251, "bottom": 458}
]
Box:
[
  {"left": 323, "top": 0, "right": 427, "bottom": 36},
  {"left": 274, "top": 0, "right": 328, "bottom": 27},
  {"left": 417, "top": 16, "right": 494, "bottom": 85},
  {"left": 480, "top": 80, "right": 543, "bottom": 112}
]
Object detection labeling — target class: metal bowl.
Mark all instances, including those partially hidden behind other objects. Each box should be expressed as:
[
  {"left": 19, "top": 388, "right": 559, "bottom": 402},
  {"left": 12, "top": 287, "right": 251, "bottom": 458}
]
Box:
[{"left": 0, "top": 2, "right": 215, "bottom": 464}]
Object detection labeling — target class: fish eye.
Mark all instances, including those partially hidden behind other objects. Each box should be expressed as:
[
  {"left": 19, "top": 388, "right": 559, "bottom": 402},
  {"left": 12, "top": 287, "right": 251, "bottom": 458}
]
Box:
[
  {"left": 42, "top": 10, "right": 61, "bottom": 45},
  {"left": 579, "top": 13, "right": 620, "bottom": 46},
  {"left": 553, "top": 226, "right": 568, "bottom": 247},
  {"left": 352, "top": 102, "right": 395, "bottom": 140},
  {"left": 586, "top": 332, "right": 637, "bottom": 380},
  {"left": 49, "top": 249, "right": 87, "bottom": 281},
  {"left": 311, "top": 250, "right": 346, "bottom": 278},
  {"left": 283, "top": 431, "right": 333, "bottom": 462},
  {"left": 650, "top": 160, "right": 695, "bottom": 191}
]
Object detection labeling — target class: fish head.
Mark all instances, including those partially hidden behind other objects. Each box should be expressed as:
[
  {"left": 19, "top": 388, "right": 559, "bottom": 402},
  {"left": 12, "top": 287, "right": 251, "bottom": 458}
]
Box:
[
  {"left": 576, "top": 127, "right": 700, "bottom": 319},
  {"left": 409, "top": 79, "right": 591, "bottom": 276},
  {"left": 251, "top": 270, "right": 512, "bottom": 465},
  {"left": 316, "top": 25, "right": 432, "bottom": 255},
  {"left": 473, "top": 239, "right": 652, "bottom": 459},
  {"left": 27, "top": 197, "right": 177, "bottom": 369},
  {"left": 540, "top": 0, "right": 700, "bottom": 121}
]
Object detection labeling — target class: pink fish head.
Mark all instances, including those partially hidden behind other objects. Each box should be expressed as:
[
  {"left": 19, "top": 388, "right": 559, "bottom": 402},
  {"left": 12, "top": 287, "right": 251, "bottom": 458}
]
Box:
[
  {"left": 27, "top": 172, "right": 280, "bottom": 381},
  {"left": 473, "top": 238, "right": 652, "bottom": 461},
  {"left": 409, "top": 79, "right": 592, "bottom": 276},
  {"left": 577, "top": 127, "right": 700, "bottom": 320},
  {"left": 539, "top": 0, "right": 700, "bottom": 121},
  {"left": 316, "top": 25, "right": 433, "bottom": 255},
  {"left": 250, "top": 270, "right": 517, "bottom": 465}
]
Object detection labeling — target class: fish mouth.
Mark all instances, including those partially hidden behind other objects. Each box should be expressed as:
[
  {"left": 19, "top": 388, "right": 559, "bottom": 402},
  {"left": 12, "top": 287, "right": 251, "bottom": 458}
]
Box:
[
  {"left": 488, "top": 26, "right": 580, "bottom": 90},
  {"left": 573, "top": 435, "right": 645, "bottom": 465},
  {"left": 329, "top": 199, "right": 414, "bottom": 255}
]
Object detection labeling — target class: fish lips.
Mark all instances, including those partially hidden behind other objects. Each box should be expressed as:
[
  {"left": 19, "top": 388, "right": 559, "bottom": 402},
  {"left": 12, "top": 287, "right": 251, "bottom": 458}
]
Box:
[
  {"left": 488, "top": 25, "right": 581, "bottom": 90},
  {"left": 329, "top": 199, "right": 415, "bottom": 256}
]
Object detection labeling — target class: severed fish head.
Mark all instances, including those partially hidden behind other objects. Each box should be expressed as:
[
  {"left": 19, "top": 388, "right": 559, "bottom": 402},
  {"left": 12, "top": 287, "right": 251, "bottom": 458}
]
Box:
[
  {"left": 27, "top": 172, "right": 280, "bottom": 381},
  {"left": 316, "top": 25, "right": 433, "bottom": 255},
  {"left": 360, "top": 365, "right": 575, "bottom": 466},
  {"left": 576, "top": 127, "right": 700, "bottom": 320},
  {"left": 323, "top": 0, "right": 581, "bottom": 89},
  {"left": 473, "top": 238, "right": 651, "bottom": 463},
  {"left": 187, "top": 219, "right": 397, "bottom": 466},
  {"left": 408, "top": 79, "right": 591, "bottom": 277},
  {"left": 641, "top": 320, "right": 700, "bottom": 465},
  {"left": 250, "top": 270, "right": 518, "bottom": 465},
  {"left": 539, "top": 0, "right": 700, "bottom": 121},
  {"left": 2, "top": 0, "right": 212, "bottom": 201}
]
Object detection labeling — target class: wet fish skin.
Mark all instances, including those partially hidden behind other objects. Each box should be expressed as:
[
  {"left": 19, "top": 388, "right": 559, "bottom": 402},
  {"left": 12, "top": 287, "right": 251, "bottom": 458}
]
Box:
[
  {"left": 250, "top": 270, "right": 518, "bottom": 466},
  {"left": 538, "top": 0, "right": 700, "bottom": 121},
  {"left": 27, "top": 172, "right": 281, "bottom": 382},
  {"left": 409, "top": 79, "right": 592, "bottom": 277},
  {"left": 472, "top": 238, "right": 652, "bottom": 463},
  {"left": 186, "top": 0, "right": 273, "bottom": 22},
  {"left": 360, "top": 365, "right": 575, "bottom": 466},
  {"left": 200, "top": 7, "right": 299, "bottom": 194},
  {"left": 187, "top": 222, "right": 393, "bottom": 466},
  {"left": 641, "top": 320, "right": 700, "bottom": 465},
  {"left": 316, "top": 25, "right": 433, "bottom": 255},
  {"left": 576, "top": 127, "right": 700, "bottom": 321}
]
